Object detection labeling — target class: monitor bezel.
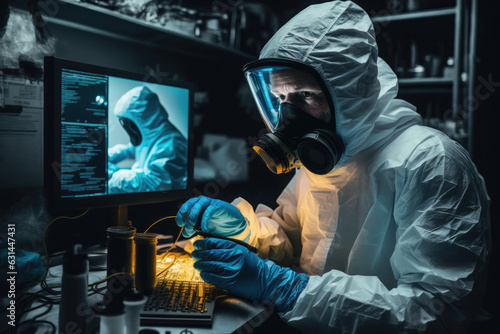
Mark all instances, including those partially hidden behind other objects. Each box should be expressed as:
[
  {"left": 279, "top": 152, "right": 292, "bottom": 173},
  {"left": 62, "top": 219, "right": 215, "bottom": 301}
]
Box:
[{"left": 44, "top": 56, "right": 195, "bottom": 213}]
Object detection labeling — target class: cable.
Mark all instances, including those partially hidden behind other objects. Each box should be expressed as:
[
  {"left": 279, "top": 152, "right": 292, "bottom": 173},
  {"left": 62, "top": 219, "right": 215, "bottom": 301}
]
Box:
[
  {"left": 0, "top": 289, "right": 59, "bottom": 334},
  {"left": 40, "top": 209, "right": 91, "bottom": 294},
  {"left": 88, "top": 271, "right": 128, "bottom": 291},
  {"left": 15, "top": 320, "right": 56, "bottom": 334},
  {"left": 156, "top": 252, "right": 181, "bottom": 278},
  {"left": 143, "top": 215, "right": 185, "bottom": 260},
  {"left": 153, "top": 221, "right": 186, "bottom": 279},
  {"left": 22, "top": 213, "right": 185, "bottom": 329},
  {"left": 22, "top": 293, "right": 59, "bottom": 313},
  {"left": 144, "top": 215, "right": 176, "bottom": 233},
  {"left": 41, "top": 212, "right": 179, "bottom": 293},
  {"left": 164, "top": 225, "right": 184, "bottom": 254},
  {"left": 10, "top": 212, "right": 184, "bottom": 333}
]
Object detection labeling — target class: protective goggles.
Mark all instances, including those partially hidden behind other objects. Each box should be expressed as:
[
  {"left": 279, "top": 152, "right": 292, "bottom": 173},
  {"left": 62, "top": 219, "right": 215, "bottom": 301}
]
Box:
[{"left": 242, "top": 59, "right": 336, "bottom": 133}]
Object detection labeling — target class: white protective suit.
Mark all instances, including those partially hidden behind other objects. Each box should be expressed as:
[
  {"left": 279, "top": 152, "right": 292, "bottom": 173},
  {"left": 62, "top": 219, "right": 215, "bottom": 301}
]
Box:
[
  {"left": 234, "top": 1, "right": 491, "bottom": 333},
  {"left": 108, "top": 86, "right": 188, "bottom": 193}
]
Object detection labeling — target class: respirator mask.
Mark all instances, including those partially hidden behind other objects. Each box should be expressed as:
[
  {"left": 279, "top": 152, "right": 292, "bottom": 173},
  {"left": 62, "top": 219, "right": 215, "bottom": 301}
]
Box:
[
  {"left": 243, "top": 59, "right": 344, "bottom": 175},
  {"left": 119, "top": 117, "right": 142, "bottom": 146}
]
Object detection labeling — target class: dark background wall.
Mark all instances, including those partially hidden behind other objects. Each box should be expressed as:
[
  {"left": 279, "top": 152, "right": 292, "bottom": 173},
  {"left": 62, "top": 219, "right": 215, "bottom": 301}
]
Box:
[{"left": 470, "top": 0, "right": 500, "bottom": 326}]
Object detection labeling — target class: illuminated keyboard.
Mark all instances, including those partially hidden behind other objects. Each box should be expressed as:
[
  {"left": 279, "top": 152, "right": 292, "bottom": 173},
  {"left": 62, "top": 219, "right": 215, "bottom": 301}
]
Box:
[
  {"left": 140, "top": 279, "right": 217, "bottom": 327},
  {"left": 139, "top": 251, "right": 218, "bottom": 327}
]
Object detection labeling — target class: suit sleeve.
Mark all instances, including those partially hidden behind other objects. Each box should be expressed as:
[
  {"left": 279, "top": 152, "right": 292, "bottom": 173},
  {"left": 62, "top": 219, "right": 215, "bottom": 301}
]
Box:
[
  {"left": 232, "top": 175, "right": 302, "bottom": 266},
  {"left": 280, "top": 147, "right": 491, "bottom": 333}
]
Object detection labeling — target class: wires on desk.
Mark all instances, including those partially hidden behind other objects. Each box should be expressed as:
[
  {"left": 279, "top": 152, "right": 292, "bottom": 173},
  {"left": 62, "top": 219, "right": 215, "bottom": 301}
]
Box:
[
  {"left": 144, "top": 215, "right": 176, "bottom": 233},
  {"left": 88, "top": 271, "right": 130, "bottom": 296},
  {"left": 142, "top": 215, "right": 191, "bottom": 280},
  {"left": 143, "top": 215, "right": 185, "bottom": 260},
  {"left": 2, "top": 214, "right": 188, "bottom": 334},
  {"left": 40, "top": 208, "right": 91, "bottom": 294},
  {"left": 0, "top": 270, "right": 130, "bottom": 334},
  {"left": 0, "top": 209, "right": 93, "bottom": 334},
  {"left": 0, "top": 290, "right": 59, "bottom": 334}
]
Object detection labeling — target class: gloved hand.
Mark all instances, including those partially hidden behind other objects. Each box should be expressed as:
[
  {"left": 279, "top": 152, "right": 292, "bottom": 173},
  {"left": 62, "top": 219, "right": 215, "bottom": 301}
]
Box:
[
  {"left": 176, "top": 196, "right": 248, "bottom": 239},
  {"left": 192, "top": 238, "right": 309, "bottom": 313}
]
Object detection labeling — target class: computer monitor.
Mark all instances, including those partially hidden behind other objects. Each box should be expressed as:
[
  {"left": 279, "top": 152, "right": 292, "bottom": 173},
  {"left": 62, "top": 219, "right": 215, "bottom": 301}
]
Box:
[{"left": 44, "top": 57, "right": 194, "bottom": 222}]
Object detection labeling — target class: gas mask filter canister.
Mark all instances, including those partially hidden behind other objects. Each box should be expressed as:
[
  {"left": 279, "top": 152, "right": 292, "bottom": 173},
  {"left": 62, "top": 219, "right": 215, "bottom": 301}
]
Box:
[{"left": 252, "top": 102, "right": 344, "bottom": 175}]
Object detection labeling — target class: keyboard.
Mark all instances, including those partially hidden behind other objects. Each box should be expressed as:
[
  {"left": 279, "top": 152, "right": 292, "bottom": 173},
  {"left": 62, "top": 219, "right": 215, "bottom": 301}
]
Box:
[
  {"left": 140, "top": 279, "right": 217, "bottom": 327},
  {"left": 139, "top": 251, "right": 218, "bottom": 327}
]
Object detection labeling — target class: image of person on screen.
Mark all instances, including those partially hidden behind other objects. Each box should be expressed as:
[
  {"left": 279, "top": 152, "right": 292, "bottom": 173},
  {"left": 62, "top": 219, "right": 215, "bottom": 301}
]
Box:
[{"left": 108, "top": 86, "right": 187, "bottom": 194}]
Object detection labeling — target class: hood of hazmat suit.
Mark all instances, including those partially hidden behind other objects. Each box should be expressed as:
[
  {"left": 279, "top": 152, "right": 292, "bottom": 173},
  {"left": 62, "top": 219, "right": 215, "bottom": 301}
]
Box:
[
  {"left": 108, "top": 86, "right": 188, "bottom": 193},
  {"left": 233, "top": 1, "right": 492, "bottom": 333}
]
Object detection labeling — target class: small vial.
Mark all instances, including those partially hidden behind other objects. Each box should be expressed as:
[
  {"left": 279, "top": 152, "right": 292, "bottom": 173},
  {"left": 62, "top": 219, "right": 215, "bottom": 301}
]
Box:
[{"left": 134, "top": 233, "right": 158, "bottom": 295}]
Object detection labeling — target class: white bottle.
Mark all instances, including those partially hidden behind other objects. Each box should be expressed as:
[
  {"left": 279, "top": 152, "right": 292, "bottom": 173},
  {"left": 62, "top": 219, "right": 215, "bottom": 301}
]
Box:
[
  {"left": 123, "top": 290, "right": 147, "bottom": 334},
  {"left": 99, "top": 308, "right": 125, "bottom": 334},
  {"left": 59, "top": 244, "right": 89, "bottom": 334}
]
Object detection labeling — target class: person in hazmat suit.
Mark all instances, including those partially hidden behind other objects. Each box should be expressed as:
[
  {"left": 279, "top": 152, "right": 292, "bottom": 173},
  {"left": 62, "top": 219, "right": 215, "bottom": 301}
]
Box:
[
  {"left": 175, "top": 1, "right": 491, "bottom": 333},
  {"left": 108, "top": 86, "right": 187, "bottom": 193}
]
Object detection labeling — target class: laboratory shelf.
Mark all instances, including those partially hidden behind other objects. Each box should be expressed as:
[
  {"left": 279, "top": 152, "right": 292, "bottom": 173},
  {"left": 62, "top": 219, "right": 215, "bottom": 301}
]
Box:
[
  {"left": 397, "top": 77, "right": 454, "bottom": 95},
  {"left": 9, "top": 0, "right": 255, "bottom": 60},
  {"left": 398, "top": 77, "right": 454, "bottom": 86},
  {"left": 371, "top": 7, "right": 456, "bottom": 23},
  {"left": 366, "top": 0, "right": 477, "bottom": 153}
]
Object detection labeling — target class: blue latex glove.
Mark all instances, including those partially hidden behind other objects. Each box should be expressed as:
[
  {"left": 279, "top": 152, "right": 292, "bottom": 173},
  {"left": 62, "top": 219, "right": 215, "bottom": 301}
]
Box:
[
  {"left": 176, "top": 196, "right": 248, "bottom": 239},
  {"left": 192, "top": 238, "right": 309, "bottom": 313}
]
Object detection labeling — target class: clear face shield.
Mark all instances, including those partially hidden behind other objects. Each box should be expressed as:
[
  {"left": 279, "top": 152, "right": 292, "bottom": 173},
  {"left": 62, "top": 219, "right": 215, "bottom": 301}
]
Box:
[{"left": 243, "top": 59, "right": 344, "bottom": 175}]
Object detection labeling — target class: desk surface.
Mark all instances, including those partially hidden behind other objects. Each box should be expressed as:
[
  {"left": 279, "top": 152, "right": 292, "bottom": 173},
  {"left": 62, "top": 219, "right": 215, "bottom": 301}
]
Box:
[{"left": 22, "top": 264, "right": 271, "bottom": 334}]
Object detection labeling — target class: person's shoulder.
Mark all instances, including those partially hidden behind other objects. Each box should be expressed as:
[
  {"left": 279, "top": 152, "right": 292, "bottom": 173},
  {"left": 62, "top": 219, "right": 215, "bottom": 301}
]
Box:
[
  {"left": 385, "top": 125, "right": 459, "bottom": 157},
  {"left": 372, "top": 124, "right": 473, "bottom": 172},
  {"left": 394, "top": 125, "right": 478, "bottom": 176}
]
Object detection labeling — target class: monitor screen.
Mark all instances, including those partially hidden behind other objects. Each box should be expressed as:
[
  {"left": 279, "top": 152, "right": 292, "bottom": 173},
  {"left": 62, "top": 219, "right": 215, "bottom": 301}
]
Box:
[{"left": 44, "top": 57, "right": 194, "bottom": 213}]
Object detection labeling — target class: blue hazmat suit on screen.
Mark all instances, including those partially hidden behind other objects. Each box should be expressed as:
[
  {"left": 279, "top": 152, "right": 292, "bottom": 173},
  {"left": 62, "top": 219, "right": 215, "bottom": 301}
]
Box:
[
  {"left": 108, "top": 86, "right": 187, "bottom": 193},
  {"left": 176, "top": 1, "right": 491, "bottom": 333}
]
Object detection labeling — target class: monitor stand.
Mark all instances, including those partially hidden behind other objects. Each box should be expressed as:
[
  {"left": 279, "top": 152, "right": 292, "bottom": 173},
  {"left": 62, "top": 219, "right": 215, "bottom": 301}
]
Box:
[{"left": 110, "top": 205, "right": 129, "bottom": 226}]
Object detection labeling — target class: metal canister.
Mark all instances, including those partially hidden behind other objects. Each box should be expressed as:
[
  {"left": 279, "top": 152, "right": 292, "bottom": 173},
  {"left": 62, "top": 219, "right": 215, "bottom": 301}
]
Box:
[
  {"left": 134, "top": 233, "right": 158, "bottom": 295},
  {"left": 106, "top": 225, "right": 136, "bottom": 311}
]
